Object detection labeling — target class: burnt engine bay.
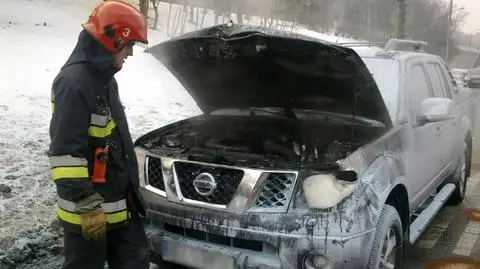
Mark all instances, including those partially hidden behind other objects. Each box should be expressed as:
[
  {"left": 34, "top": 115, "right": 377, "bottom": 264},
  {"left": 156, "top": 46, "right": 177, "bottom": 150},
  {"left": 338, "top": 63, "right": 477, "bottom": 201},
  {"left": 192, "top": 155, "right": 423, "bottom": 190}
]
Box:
[{"left": 138, "top": 115, "right": 384, "bottom": 169}]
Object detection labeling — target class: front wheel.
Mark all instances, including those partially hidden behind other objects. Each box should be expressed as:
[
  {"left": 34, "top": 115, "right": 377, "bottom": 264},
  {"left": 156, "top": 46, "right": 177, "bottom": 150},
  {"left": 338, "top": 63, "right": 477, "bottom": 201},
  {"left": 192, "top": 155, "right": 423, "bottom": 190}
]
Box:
[
  {"left": 447, "top": 142, "right": 470, "bottom": 205},
  {"left": 367, "top": 204, "right": 404, "bottom": 269}
]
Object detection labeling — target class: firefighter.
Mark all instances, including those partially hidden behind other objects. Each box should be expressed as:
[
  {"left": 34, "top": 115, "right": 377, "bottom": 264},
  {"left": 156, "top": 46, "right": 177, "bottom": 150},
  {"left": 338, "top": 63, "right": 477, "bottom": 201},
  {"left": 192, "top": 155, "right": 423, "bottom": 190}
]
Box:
[{"left": 48, "top": 1, "right": 150, "bottom": 268}]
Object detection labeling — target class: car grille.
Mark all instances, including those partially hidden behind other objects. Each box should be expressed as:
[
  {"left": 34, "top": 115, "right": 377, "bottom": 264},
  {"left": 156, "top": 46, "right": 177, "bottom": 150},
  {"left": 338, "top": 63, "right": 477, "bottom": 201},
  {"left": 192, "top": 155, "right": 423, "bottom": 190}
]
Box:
[
  {"left": 254, "top": 173, "right": 296, "bottom": 209},
  {"left": 174, "top": 162, "right": 244, "bottom": 205},
  {"left": 164, "top": 223, "right": 264, "bottom": 252},
  {"left": 146, "top": 157, "right": 166, "bottom": 192}
]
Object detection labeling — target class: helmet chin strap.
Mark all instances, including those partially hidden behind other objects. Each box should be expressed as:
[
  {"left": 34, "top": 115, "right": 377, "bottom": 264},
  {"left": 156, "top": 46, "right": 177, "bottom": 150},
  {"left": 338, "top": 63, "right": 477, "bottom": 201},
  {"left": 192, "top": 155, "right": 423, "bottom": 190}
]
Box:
[
  {"left": 111, "top": 50, "right": 125, "bottom": 71},
  {"left": 113, "top": 62, "right": 123, "bottom": 71}
]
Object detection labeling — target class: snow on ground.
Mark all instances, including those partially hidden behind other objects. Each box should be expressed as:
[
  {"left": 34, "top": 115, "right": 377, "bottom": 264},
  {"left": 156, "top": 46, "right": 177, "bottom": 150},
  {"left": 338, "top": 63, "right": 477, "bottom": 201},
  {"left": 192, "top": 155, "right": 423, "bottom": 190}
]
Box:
[
  {"left": 0, "top": 0, "right": 350, "bottom": 268},
  {"left": 0, "top": 1, "right": 200, "bottom": 267}
]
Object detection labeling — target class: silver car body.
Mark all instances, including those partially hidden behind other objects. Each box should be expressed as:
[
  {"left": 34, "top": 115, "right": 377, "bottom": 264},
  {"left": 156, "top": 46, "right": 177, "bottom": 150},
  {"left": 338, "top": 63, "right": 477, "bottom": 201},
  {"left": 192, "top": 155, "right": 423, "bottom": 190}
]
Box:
[{"left": 133, "top": 25, "right": 474, "bottom": 269}]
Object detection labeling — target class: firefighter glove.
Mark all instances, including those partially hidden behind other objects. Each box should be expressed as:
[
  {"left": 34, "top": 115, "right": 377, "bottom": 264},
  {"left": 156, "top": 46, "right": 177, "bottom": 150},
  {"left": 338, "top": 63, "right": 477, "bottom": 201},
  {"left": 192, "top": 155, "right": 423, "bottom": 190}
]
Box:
[{"left": 80, "top": 209, "right": 107, "bottom": 242}]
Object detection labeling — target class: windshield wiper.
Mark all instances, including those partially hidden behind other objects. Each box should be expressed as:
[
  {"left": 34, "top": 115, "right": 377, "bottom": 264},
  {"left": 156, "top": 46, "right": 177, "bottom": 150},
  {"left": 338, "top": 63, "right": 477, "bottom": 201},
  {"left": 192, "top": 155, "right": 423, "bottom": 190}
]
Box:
[{"left": 295, "top": 110, "right": 384, "bottom": 127}]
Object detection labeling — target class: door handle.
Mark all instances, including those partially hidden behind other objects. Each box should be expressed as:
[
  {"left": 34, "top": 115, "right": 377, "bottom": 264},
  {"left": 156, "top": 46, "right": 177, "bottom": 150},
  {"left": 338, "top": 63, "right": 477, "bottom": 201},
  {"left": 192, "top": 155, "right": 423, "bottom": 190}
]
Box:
[{"left": 436, "top": 126, "right": 441, "bottom": 137}]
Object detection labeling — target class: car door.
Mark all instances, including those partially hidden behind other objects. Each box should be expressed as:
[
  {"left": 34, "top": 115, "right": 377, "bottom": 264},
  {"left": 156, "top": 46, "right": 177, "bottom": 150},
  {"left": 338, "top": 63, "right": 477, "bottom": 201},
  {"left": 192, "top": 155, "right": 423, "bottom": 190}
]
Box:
[
  {"left": 436, "top": 61, "right": 465, "bottom": 173},
  {"left": 424, "top": 61, "right": 456, "bottom": 171},
  {"left": 405, "top": 59, "right": 445, "bottom": 208}
]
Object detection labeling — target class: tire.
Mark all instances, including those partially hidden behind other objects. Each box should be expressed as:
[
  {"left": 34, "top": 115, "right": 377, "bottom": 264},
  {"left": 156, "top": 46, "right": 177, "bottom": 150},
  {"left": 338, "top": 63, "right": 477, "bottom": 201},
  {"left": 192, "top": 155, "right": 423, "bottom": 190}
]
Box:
[
  {"left": 367, "top": 204, "right": 404, "bottom": 269},
  {"left": 447, "top": 142, "right": 470, "bottom": 205}
]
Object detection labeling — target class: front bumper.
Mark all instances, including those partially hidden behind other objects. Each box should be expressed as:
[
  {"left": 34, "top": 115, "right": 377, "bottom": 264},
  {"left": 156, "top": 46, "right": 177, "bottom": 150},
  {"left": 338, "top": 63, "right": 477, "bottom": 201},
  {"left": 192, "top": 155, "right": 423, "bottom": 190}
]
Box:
[
  {"left": 145, "top": 204, "right": 375, "bottom": 269},
  {"left": 136, "top": 152, "right": 378, "bottom": 269},
  {"left": 148, "top": 228, "right": 282, "bottom": 269}
]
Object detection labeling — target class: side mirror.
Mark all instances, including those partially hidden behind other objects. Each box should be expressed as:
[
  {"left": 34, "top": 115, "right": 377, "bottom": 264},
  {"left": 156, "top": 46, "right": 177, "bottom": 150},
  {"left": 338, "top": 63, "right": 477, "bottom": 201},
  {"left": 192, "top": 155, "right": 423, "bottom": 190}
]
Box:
[{"left": 417, "top": 98, "right": 454, "bottom": 124}]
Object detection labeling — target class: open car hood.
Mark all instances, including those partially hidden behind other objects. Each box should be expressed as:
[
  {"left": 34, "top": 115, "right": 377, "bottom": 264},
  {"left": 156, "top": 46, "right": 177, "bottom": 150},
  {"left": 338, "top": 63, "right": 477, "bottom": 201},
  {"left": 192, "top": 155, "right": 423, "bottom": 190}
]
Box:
[{"left": 147, "top": 24, "right": 392, "bottom": 127}]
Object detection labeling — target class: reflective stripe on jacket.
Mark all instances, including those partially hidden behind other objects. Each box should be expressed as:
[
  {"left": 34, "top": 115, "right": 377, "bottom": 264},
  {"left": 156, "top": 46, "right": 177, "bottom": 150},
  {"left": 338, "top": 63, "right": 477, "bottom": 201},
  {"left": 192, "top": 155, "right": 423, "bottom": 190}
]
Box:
[{"left": 56, "top": 197, "right": 129, "bottom": 225}]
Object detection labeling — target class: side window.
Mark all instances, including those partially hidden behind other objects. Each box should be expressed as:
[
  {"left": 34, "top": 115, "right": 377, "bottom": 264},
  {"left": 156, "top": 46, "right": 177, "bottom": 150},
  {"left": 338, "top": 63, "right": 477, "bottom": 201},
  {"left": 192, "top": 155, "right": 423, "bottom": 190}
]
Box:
[
  {"left": 408, "top": 64, "right": 434, "bottom": 119},
  {"left": 443, "top": 63, "right": 458, "bottom": 88},
  {"left": 425, "top": 63, "right": 447, "bottom": 98},
  {"left": 433, "top": 64, "right": 453, "bottom": 99}
]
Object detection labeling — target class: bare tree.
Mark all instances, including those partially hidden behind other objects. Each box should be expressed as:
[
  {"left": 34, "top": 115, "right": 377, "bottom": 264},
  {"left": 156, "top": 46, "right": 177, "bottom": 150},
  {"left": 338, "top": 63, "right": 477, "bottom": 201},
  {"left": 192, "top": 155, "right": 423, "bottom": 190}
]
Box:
[
  {"left": 408, "top": 0, "right": 466, "bottom": 61},
  {"left": 236, "top": 2, "right": 244, "bottom": 24},
  {"left": 139, "top": 0, "right": 149, "bottom": 18},
  {"left": 200, "top": 8, "right": 207, "bottom": 28},
  {"left": 338, "top": 0, "right": 466, "bottom": 60},
  {"left": 150, "top": 0, "right": 160, "bottom": 30},
  {"left": 397, "top": 0, "right": 406, "bottom": 39}
]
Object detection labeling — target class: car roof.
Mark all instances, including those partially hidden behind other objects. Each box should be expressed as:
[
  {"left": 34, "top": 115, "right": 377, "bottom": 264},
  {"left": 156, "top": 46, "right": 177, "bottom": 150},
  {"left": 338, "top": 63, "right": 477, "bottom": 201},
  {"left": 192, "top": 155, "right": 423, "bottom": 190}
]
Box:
[
  {"left": 348, "top": 39, "right": 441, "bottom": 62},
  {"left": 353, "top": 47, "right": 437, "bottom": 61}
]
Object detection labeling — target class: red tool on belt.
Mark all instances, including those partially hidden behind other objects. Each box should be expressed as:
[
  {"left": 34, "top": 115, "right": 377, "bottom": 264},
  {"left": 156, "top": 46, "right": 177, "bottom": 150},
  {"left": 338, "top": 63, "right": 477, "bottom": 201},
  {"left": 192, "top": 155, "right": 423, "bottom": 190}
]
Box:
[{"left": 91, "top": 146, "right": 109, "bottom": 184}]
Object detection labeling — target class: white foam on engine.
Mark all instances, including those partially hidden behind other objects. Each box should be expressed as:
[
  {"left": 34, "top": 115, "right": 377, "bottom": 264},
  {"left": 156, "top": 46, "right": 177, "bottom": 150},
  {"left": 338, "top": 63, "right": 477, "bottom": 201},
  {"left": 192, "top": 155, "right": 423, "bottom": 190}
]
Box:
[{"left": 302, "top": 174, "right": 357, "bottom": 209}]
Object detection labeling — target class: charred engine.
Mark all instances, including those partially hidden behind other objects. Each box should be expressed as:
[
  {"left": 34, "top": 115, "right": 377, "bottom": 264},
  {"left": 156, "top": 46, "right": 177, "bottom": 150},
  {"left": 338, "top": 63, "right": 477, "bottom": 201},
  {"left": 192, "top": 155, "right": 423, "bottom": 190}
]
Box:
[{"left": 141, "top": 115, "right": 379, "bottom": 168}]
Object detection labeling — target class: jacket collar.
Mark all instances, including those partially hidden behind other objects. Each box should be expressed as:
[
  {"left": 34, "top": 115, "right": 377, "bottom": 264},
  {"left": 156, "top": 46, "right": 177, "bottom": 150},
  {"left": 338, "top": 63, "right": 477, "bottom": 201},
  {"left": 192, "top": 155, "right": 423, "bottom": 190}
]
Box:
[{"left": 62, "top": 29, "right": 117, "bottom": 81}]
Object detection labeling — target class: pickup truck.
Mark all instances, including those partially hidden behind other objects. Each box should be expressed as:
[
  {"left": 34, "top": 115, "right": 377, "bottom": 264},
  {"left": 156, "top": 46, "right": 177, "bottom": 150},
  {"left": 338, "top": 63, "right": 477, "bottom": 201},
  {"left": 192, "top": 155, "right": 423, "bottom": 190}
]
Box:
[{"left": 133, "top": 25, "right": 475, "bottom": 269}]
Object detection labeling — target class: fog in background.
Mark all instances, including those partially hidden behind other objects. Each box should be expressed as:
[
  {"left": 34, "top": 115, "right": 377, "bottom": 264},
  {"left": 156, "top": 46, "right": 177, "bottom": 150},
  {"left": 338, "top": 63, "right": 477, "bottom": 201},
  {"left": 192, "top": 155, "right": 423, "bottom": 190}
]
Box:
[{"left": 138, "top": 0, "right": 472, "bottom": 64}]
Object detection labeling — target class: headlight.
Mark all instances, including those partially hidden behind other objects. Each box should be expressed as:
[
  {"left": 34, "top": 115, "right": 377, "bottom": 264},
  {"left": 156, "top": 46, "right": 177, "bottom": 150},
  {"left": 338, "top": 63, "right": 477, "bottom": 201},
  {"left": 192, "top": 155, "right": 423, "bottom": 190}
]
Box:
[
  {"left": 302, "top": 251, "right": 333, "bottom": 269},
  {"left": 301, "top": 172, "right": 358, "bottom": 210},
  {"left": 134, "top": 146, "right": 149, "bottom": 187}
]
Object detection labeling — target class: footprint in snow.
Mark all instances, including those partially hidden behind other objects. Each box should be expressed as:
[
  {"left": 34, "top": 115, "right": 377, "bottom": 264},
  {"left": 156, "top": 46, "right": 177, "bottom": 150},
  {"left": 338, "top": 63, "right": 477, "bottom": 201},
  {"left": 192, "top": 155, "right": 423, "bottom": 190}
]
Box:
[
  {"left": 6, "top": 162, "right": 26, "bottom": 171},
  {"left": 0, "top": 184, "right": 12, "bottom": 194},
  {"left": 23, "top": 141, "right": 41, "bottom": 150},
  {"left": 34, "top": 22, "right": 48, "bottom": 27},
  {"left": 1, "top": 192, "right": 13, "bottom": 199},
  {"left": 7, "top": 167, "right": 20, "bottom": 173},
  {"left": 3, "top": 175, "right": 19, "bottom": 181}
]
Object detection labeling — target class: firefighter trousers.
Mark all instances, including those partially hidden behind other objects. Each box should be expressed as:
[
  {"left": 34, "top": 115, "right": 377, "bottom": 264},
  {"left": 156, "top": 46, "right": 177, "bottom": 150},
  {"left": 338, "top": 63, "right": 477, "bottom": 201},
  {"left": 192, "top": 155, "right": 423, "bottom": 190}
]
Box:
[{"left": 61, "top": 212, "right": 150, "bottom": 269}]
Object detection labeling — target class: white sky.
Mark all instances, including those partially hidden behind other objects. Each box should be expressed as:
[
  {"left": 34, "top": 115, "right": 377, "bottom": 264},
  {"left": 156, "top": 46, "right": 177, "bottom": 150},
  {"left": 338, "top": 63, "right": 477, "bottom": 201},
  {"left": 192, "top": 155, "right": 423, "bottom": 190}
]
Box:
[{"left": 447, "top": 0, "right": 480, "bottom": 33}]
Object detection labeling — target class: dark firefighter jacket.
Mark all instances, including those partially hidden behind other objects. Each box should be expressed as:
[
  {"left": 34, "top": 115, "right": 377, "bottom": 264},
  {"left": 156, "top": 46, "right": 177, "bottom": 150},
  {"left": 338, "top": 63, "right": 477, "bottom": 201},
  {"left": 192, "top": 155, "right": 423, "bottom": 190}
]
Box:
[{"left": 48, "top": 29, "right": 143, "bottom": 229}]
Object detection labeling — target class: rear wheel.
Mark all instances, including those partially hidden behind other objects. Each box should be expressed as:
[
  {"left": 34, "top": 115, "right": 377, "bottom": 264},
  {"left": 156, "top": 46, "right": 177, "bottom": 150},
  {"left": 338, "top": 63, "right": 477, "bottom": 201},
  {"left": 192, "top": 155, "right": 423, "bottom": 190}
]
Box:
[{"left": 368, "top": 205, "right": 404, "bottom": 269}]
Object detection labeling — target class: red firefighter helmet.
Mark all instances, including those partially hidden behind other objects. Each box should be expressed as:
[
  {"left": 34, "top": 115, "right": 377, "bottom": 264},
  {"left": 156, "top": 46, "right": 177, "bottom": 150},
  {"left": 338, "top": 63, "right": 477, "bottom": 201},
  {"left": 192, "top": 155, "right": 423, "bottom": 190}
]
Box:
[{"left": 82, "top": 0, "right": 148, "bottom": 53}]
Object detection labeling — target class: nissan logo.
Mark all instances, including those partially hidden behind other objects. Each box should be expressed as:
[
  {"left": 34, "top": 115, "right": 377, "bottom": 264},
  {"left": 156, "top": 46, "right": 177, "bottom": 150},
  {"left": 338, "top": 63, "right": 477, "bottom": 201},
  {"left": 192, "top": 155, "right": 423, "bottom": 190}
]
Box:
[{"left": 192, "top": 172, "right": 217, "bottom": 196}]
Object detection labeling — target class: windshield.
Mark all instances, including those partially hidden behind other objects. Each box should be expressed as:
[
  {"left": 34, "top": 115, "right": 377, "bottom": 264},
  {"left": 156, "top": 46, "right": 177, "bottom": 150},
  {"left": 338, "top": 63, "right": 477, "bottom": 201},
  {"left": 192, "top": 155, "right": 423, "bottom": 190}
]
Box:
[{"left": 361, "top": 58, "right": 399, "bottom": 121}]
